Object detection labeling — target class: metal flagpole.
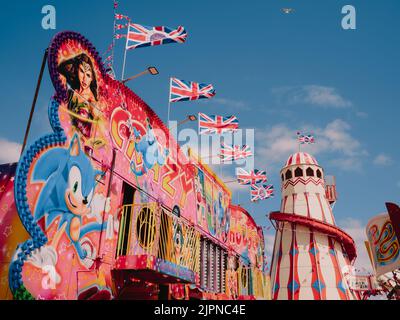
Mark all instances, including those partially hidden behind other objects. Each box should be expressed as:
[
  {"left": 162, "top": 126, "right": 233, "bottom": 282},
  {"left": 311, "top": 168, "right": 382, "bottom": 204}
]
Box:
[
  {"left": 121, "top": 24, "right": 129, "bottom": 81},
  {"left": 111, "top": 2, "right": 117, "bottom": 70},
  {"left": 297, "top": 132, "right": 301, "bottom": 152},
  {"left": 21, "top": 49, "right": 48, "bottom": 155},
  {"left": 167, "top": 78, "right": 172, "bottom": 128}
]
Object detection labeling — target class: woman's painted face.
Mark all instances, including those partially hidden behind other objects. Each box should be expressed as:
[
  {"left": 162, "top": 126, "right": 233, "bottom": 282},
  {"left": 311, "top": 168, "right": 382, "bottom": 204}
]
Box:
[{"left": 78, "top": 61, "right": 93, "bottom": 90}]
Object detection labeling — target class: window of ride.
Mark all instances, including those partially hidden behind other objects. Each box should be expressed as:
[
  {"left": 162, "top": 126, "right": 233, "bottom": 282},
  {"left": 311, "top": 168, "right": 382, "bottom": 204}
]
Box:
[
  {"left": 306, "top": 167, "right": 314, "bottom": 177},
  {"left": 200, "top": 238, "right": 227, "bottom": 293},
  {"left": 316, "top": 169, "right": 322, "bottom": 179},
  {"left": 116, "top": 182, "right": 136, "bottom": 257},
  {"left": 294, "top": 167, "right": 303, "bottom": 178},
  {"left": 285, "top": 169, "right": 292, "bottom": 180},
  {"left": 281, "top": 174, "right": 284, "bottom": 182}
]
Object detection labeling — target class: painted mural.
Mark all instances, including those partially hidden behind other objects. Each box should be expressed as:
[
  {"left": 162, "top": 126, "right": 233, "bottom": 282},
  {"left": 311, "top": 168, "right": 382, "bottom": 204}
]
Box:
[
  {"left": 228, "top": 205, "right": 265, "bottom": 268},
  {"left": 0, "top": 164, "right": 30, "bottom": 300},
  {"left": 4, "top": 31, "right": 268, "bottom": 300},
  {"left": 8, "top": 31, "right": 197, "bottom": 300},
  {"left": 192, "top": 160, "right": 231, "bottom": 243}
]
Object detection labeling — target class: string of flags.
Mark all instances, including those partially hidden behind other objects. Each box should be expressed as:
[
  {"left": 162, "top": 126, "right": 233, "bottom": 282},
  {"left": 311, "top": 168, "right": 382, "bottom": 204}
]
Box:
[{"left": 107, "top": 3, "right": 274, "bottom": 205}]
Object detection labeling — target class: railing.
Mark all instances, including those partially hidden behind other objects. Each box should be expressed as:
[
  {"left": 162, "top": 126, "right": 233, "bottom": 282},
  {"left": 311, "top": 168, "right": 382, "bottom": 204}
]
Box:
[
  {"left": 252, "top": 267, "right": 270, "bottom": 299},
  {"left": 237, "top": 265, "right": 270, "bottom": 299},
  {"left": 116, "top": 203, "right": 200, "bottom": 274}
]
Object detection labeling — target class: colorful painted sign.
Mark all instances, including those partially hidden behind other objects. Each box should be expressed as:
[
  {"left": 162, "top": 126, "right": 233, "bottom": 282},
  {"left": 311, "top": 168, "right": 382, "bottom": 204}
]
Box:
[
  {"left": 228, "top": 205, "right": 265, "bottom": 267},
  {"left": 5, "top": 31, "right": 268, "bottom": 300},
  {"left": 0, "top": 164, "right": 30, "bottom": 300},
  {"left": 192, "top": 161, "right": 231, "bottom": 243},
  {"left": 9, "top": 31, "right": 196, "bottom": 300},
  {"left": 366, "top": 213, "right": 400, "bottom": 277}
]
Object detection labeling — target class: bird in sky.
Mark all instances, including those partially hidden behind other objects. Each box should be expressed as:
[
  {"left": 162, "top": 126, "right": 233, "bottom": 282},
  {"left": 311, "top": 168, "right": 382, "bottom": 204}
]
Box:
[{"left": 282, "top": 8, "right": 295, "bottom": 14}]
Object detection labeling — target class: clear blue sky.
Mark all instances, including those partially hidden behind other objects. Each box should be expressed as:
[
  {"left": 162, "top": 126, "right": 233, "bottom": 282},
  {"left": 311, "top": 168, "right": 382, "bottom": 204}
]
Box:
[{"left": 1, "top": 0, "right": 399, "bottom": 269}]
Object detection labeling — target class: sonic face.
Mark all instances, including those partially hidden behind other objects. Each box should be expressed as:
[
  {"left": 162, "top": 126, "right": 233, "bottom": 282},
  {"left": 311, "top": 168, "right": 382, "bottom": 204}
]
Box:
[{"left": 65, "top": 165, "right": 94, "bottom": 215}]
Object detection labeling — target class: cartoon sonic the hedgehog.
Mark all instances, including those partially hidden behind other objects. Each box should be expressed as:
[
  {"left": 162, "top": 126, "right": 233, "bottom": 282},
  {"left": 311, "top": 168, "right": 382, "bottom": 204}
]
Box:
[{"left": 32, "top": 133, "right": 106, "bottom": 265}]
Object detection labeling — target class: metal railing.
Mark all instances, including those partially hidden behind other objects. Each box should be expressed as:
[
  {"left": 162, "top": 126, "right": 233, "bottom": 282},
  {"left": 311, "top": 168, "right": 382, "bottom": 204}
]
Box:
[{"left": 116, "top": 203, "right": 200, "bottom": 274}]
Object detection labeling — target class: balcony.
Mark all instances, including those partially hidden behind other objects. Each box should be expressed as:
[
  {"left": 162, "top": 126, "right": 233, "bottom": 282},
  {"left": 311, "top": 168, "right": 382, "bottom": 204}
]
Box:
[{"left": 113, "top": 203, "right": 200, "bottom": 285}]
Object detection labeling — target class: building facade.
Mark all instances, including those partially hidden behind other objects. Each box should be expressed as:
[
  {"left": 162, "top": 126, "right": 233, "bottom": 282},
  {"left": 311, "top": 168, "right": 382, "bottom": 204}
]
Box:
[{"left": 0, "top": 31, "right": 269, "bottom": 300}]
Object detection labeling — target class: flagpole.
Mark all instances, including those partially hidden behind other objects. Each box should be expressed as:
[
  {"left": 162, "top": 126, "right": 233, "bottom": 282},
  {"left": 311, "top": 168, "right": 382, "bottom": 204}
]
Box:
[
  {"left": 111, "top": 2, "right": 117, "bottom": 70},
  {"left": 21, "top": 49, "right": 48, "bottom": 155},
  {"left": 167, "top": 77, "right": 172, "bottom": 128},
  {"left": 121, "top": 25, "right": 129, "bottom": 81}
]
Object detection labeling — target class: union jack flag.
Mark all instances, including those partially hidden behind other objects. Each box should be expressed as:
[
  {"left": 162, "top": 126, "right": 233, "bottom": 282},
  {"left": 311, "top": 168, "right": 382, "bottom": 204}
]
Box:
[
  {"left": 236, "top": 168, "right": 267, "bottom": 185},
  {"left": 115, "top": 24, "right": 128, "bottom": 30},
  {"left": 220, "top": 143, "right": 253, "bottom": 162},
  {"left": 115, "top": 14, "right": 129, "bottom": 20},
  {"left": 199, "top": 113, "right": 238, "bottom": 135},
  {"left": 251, "top": 184, "right": 274, "bottom": 202},
  {"left": 126, "top": 23, "right": 187, "bottom": 50},
  {"left": 297, "top": 132, "right": 315, "bottom": 144},
  {"left": 170, "top": 78, "right": 215, "bottom": 103}
]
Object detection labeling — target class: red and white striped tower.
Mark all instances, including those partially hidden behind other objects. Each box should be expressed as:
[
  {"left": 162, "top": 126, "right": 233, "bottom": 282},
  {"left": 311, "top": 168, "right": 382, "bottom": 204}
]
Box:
[{"left": 269, "top": 152, "right": 359, "bottom": 300}]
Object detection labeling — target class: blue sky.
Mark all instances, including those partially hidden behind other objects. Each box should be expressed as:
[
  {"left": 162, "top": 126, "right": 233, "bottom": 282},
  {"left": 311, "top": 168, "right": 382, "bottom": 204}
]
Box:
[{"left": 1, "top": 0, "right": 399, "bottom": 271}]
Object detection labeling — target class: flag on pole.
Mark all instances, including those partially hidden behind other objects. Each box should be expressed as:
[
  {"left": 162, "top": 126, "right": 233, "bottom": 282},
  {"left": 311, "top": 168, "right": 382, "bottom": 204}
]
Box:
[
  {"left": 114, "top": 34, "right": 126, "bottom": 39},
  {"left": 169, "top": 78, "right": 215, "bottom": 103},
  {"left": 114, "top": 0, "right": 119, "bottom": 9},
  {"left": 115, "top": 24, "right": 128, "bottom": 30},
  {"left": 251, "top": 184, "right": 274, "bottom": 202},
  {"left": 115, "top": 14, "right": 130, "bottom": 20},
  {"left": 220, "top": 143, "right": 253, "bottom": 162},
  {"left": 126, "top": 23, "right": 187, "bottom": 50},
  {"left": 236, "top": 168, "right": 267, "bottom": 185},
  {"left": 198, "top": 113, "right": 238, "bottom": 135},
  {"left": 297, "top": 132, "right": 315, "bottom": 144}
]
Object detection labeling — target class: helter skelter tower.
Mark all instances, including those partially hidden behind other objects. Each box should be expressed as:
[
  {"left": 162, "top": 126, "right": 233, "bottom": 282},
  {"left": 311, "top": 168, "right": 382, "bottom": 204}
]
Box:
[{"left": 269, "top": 152, "right": 359, "bottom": 300}]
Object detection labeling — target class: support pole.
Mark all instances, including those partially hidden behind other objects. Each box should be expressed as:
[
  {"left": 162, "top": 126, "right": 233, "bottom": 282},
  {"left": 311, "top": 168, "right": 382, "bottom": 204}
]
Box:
[
  {"left": 167, "top": 78, "right": 172, "bottom": 128},
  {"left": 122, "top": 69, "right": 149, "bottom": 83},
  {"left": 21, "top": 49, "right": 48, "bottom": 156},
  {"left": 121, "top": 26, "right": 129, "bottom": 81}
]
